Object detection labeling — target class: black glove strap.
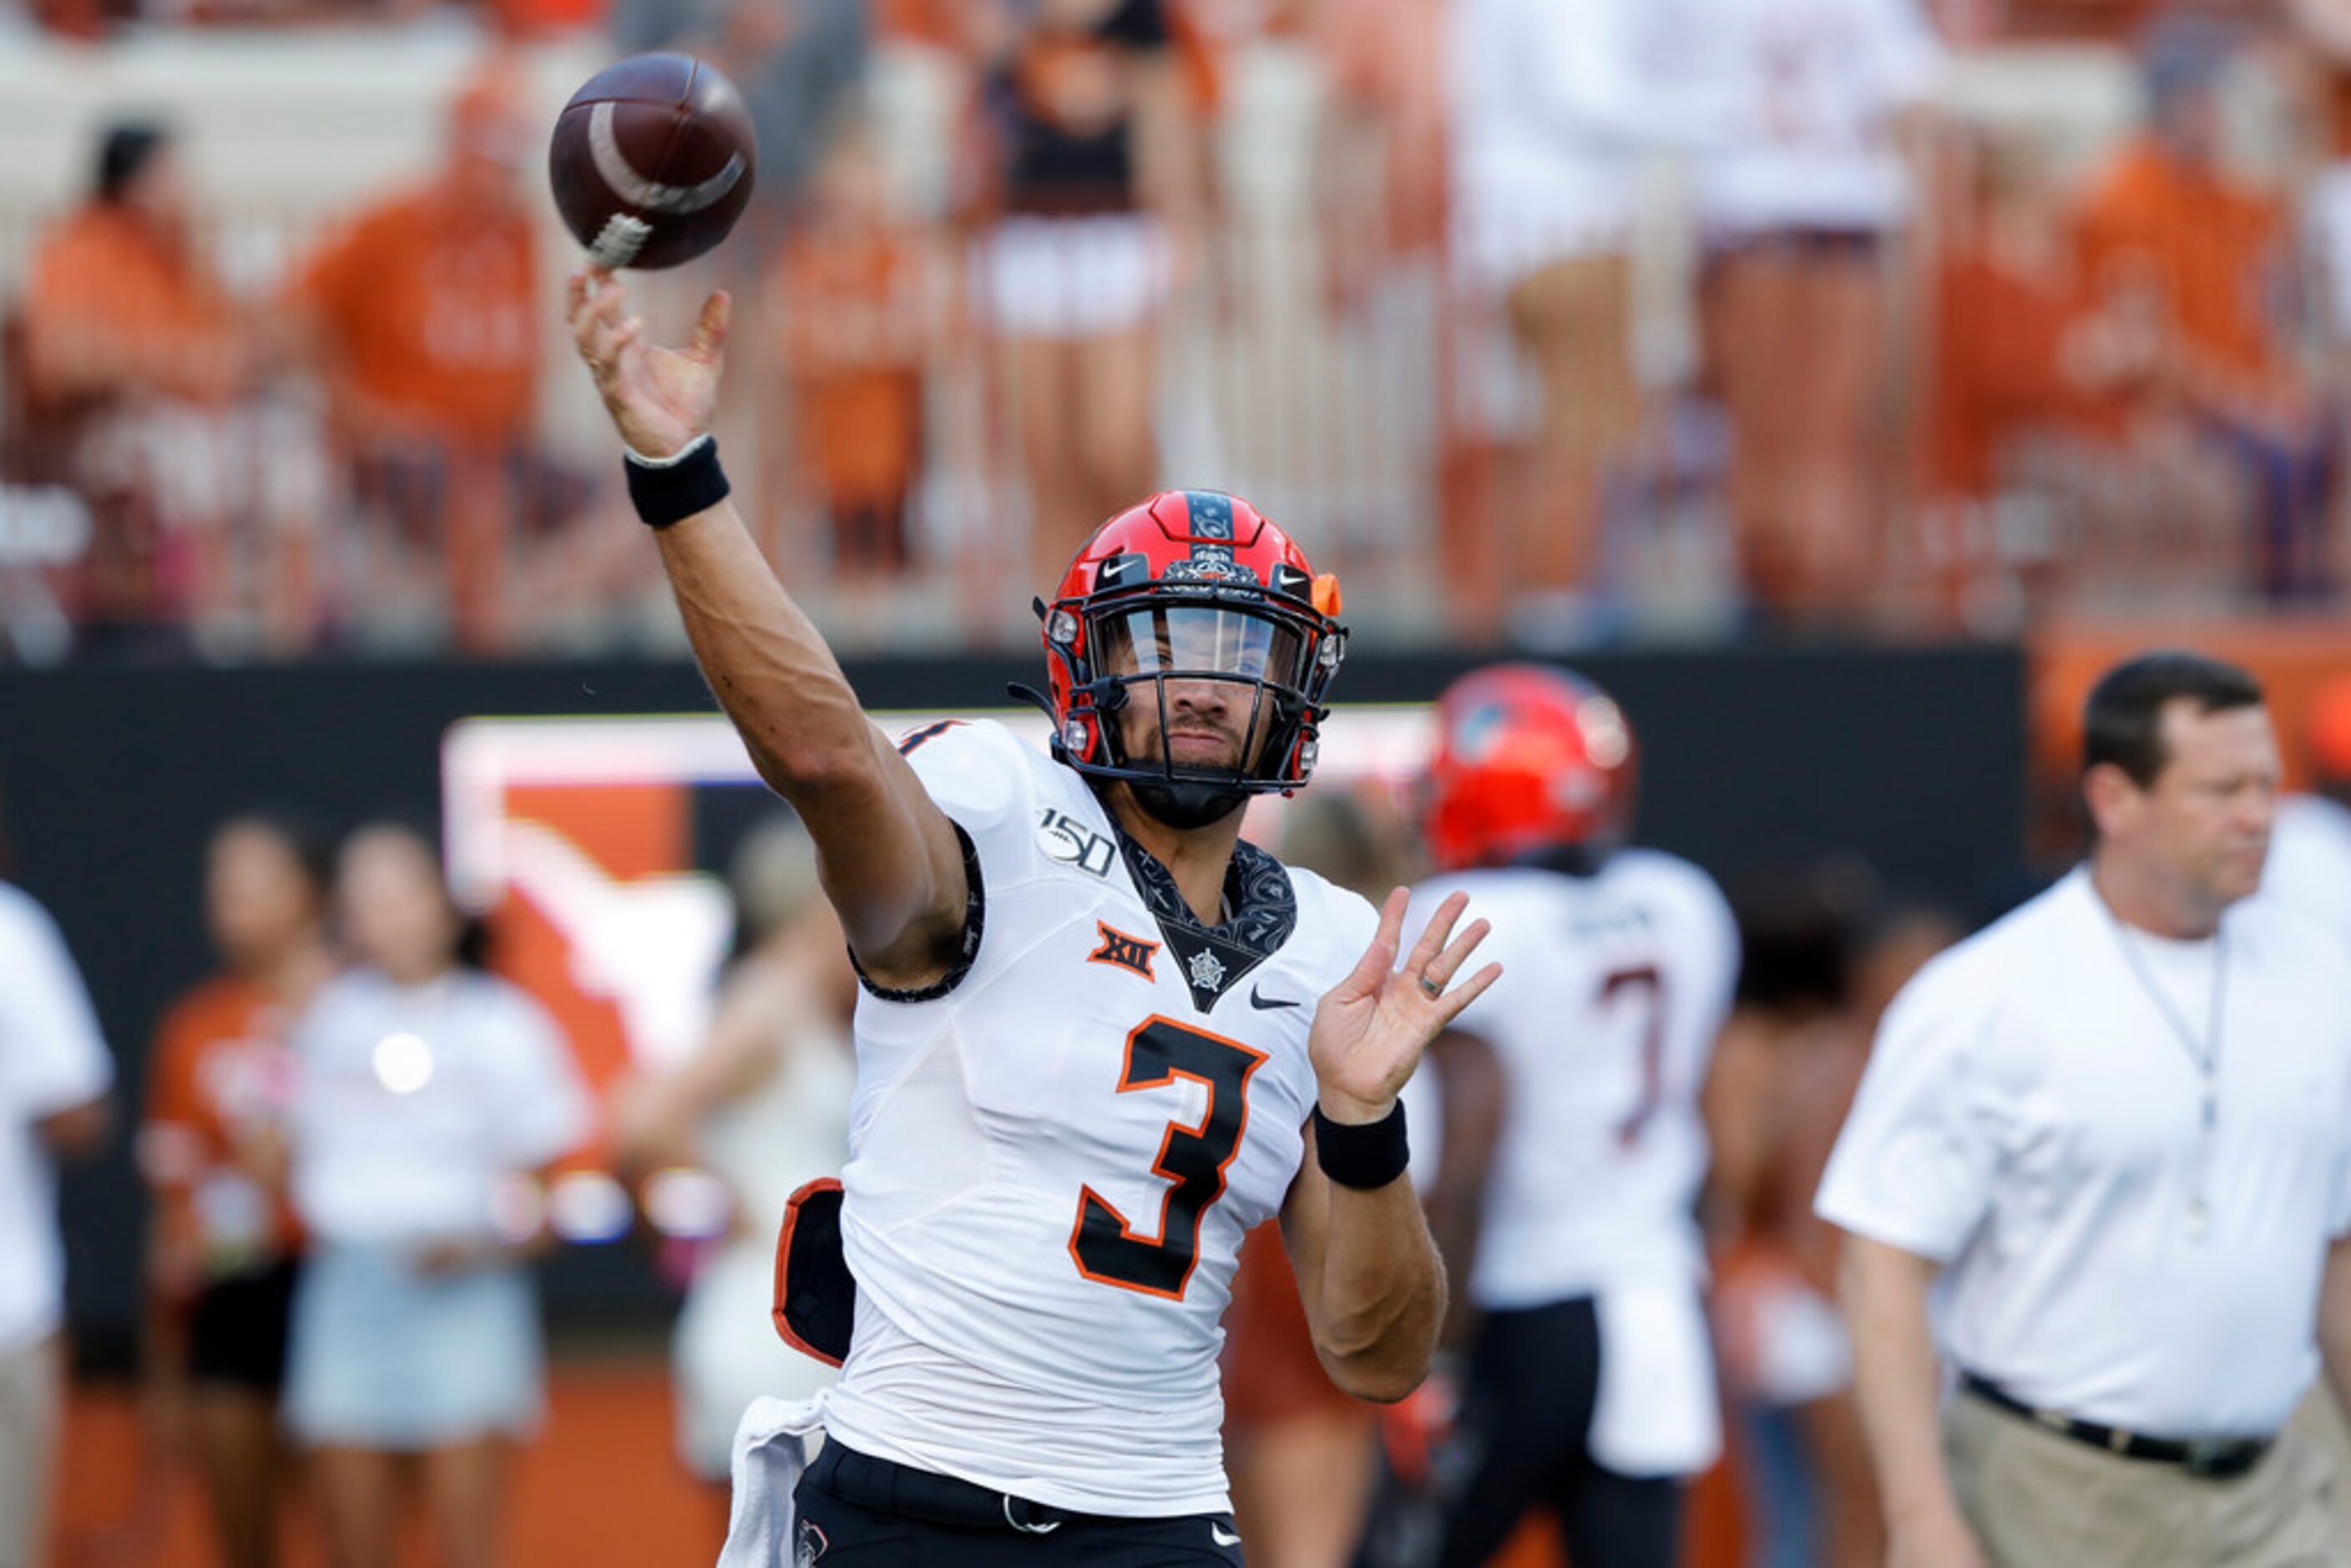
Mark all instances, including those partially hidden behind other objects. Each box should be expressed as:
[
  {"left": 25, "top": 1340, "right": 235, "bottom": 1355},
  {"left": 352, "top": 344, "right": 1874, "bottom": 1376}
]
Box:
[
  {"left": 624, "top": 434, "right": 730, "bottom": 529},
  {"left": 1312, "top": 1101, "right": 1410, "bottom": 1190}
]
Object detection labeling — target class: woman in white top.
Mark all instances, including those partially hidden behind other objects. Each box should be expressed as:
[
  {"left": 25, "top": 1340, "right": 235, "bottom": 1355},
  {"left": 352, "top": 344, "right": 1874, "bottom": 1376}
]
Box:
[
  {"left": 614, "top": 813, "right": 857, "bottom": 1505},
  {"left": 1699, "top": 0, "right": 1940, "bottom": 620},
  {"left": 281, "top": 822, "right": 589, "bottom": 1568}
]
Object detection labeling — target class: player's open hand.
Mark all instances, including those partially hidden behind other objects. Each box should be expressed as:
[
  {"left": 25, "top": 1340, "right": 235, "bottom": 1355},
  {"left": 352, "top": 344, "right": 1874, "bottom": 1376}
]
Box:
[
  {"left": 1310, "top": 888, "right": 1500, "bottom": 1125},
  {"left": 566, "top": 266, "right": 728, "bottom": 459}
]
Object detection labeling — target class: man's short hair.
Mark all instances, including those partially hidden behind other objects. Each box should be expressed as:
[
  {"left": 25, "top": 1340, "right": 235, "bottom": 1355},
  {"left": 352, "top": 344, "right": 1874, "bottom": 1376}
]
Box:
[
  {"left": 2082, "top": 650, "right": 2264, "bottom": 788},
  {"left": 95, "top": 120, "right": 170, "bottom": 205}
]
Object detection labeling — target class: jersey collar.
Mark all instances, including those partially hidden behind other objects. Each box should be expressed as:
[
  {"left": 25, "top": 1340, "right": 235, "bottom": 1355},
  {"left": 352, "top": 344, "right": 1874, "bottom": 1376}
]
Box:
[{"left": 1113, "top": 827, "right": 1298, "bottom": 1014}]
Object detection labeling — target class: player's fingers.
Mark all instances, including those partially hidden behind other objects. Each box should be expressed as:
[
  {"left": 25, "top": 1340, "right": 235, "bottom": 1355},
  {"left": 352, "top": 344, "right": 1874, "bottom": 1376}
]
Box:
[
  {"left": 1417, "top": 918, "right": 1489, "bottom": 996},
  {"left": 579, "top": 313, "right": 624, "bottom": 375},
  {"left": 689, "top": 291, "right": 732, "bottom": 367},
  {"left": 605, "top": 319, "right": 643, "bottom": 371},
  {"left": 1430, "top": 916, "right": 1492, "bottom": 981},
  {"left": 1403, "top": 890, "right": 1467, "bottom": 976},
  {"left": 1341, "top": 892, "right": 1406, "bottom": 997},
  {"left": 571, "top": 286, "right": 622, "bottom": 360},
  {"left": 1432, "top": 962, "right": 1504, "bottom": 1026},
  {"left": 577, "top": 276, "right": 625, "bottom": 338},
  {"left": 586, "top": 330, "right": 635, "bottom": 395}
]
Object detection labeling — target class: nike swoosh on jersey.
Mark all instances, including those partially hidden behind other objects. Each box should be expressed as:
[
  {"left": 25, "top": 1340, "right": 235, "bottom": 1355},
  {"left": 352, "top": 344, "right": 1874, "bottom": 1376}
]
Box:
[
  {"left": 1247, "top": 985, "right": 1299, "bottom": 1010},
  {"left": 1211, "top": 1522, "right": 1242, "bottom": 1546}
]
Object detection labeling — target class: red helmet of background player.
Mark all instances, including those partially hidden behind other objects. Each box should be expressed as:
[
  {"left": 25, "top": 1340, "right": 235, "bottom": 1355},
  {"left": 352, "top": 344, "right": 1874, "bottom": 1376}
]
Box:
[
  {"left": 1037, "top": 491, "right": 1346, "bottom": 806},
  {"left": 1422, "top": 664, "right": 1638, "bottom": 872}
]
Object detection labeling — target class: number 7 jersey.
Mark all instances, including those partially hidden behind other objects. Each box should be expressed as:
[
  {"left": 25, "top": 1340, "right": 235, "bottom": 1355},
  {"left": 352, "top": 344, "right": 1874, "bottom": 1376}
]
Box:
[
  {"left": 1407, "top": 853, "right": 1738, "bottom": 1309},
  {"left": 817, "top": 721, "right": 1378, "bottom": 1517}
]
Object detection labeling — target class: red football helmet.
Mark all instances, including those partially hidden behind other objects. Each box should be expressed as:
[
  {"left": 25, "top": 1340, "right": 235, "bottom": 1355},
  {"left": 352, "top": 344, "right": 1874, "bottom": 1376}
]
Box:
[
  {"left": 1038, "top": 490, "right": 1346, "bottom": 798},
  {"left": 1422, "top": 664, "right": 1638, "bottom": 871}
]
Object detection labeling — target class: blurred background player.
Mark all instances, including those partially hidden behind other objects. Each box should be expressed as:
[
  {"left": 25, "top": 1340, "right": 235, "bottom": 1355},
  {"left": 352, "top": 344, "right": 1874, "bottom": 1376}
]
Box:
[
  {"left": 1822, "top": 652, "right": 2351, "bottom": 1568},
  {"left": 278, "top": 822, "right": 590, "bottom": 1568},
  {"left": 138, "top": 812, "right": 335, "bottom": 1568},
  {"left": 1222, "top": 787, "right": 1425, "bottom": 1568},
  {"left": 610, "top": 812, "right": 857, "bottom": 1525},
  {"left": 963, "top": 0, "right": 1203, "bottom": 590},
  {"left": 1358, "top": 664, "right": 1740, "bottom": 1568},
  {"left": 0, "top": 790, "right": 114, "bottom": 1568}
]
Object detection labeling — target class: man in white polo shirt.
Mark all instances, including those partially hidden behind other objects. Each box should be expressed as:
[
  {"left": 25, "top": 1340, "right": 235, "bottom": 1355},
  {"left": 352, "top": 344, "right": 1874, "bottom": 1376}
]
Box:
[
  {"left": 0, "top": 834, "right": 114, "bottom": 1568},
  {"left": 1819, "top": 650, "right": 2351, "bottom": 1568}
]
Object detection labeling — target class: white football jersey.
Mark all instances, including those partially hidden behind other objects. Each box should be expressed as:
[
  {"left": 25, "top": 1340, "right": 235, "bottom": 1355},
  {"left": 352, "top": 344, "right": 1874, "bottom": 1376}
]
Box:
[
  {"left": 1413, "top": 852, "right": 1738, "bottom": 1309},
  {"left": 817, "top": 721, "right": 1378, "bottom": 1518}
]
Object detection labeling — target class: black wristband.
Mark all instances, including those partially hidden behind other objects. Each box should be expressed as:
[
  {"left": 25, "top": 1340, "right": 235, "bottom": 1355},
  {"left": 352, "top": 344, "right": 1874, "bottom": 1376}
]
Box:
[
  {"left": 1312, "top": 1101, "right": 1409, "bottom": 1190},
  {"left": 624, "top": 434, "right": 730, "bottom": 529}
]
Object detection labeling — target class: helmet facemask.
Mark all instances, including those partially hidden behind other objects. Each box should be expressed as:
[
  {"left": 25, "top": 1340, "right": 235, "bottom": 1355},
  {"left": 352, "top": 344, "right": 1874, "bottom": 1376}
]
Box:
[{"left": 1045, "top": 589, "right": 1345, "bottom": 826}]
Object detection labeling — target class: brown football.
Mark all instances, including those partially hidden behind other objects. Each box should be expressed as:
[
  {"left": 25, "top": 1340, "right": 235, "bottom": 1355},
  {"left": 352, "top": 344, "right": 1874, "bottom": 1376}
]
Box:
[{"left": 549, "top": 53, "right": 756, "bottom": 271}]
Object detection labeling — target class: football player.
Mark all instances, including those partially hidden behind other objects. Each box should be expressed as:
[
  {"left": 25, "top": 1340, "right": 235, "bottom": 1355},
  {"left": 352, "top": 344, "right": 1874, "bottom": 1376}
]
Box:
[
  {"left": 1362, "top": 665, "right": 1738, "bottom": 1568},
  {"left": 566, "top": 269, "right": 1499, "bottom": 1565}
]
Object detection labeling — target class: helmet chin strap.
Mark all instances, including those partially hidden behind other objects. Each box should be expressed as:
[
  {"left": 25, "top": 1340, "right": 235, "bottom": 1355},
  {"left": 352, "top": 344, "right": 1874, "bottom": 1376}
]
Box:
[{"left": 1130, "top": 779, "right": 1247, "bottom": 831}]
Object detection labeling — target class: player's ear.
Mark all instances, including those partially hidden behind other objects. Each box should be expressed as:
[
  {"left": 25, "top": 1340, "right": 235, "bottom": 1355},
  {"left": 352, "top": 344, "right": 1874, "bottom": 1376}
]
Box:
[{"left": 2082, "top": 761, "right": 2142, "bottom": 842}]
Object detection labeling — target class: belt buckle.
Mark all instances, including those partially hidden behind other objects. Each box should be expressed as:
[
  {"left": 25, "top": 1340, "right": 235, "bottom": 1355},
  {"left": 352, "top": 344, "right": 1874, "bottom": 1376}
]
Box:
[{"left": 1004, "top": 1495, "right": 1064, "bottom": 1535}]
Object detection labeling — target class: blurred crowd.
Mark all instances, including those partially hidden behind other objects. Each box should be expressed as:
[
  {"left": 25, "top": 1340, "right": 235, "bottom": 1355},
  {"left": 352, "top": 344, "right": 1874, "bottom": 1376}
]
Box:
[{"left": 7, "top": 0, "right": 2351, "bottom": 659}]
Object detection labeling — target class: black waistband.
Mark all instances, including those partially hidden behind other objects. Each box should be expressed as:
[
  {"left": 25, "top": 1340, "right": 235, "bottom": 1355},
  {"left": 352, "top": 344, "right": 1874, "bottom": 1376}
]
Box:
[
  {"left": 1957, "top": 1372, "right": 2275, "bottom": 1480},
  {"left": 806, "top": 1441, "right": 1090, "bottom": 1534}
]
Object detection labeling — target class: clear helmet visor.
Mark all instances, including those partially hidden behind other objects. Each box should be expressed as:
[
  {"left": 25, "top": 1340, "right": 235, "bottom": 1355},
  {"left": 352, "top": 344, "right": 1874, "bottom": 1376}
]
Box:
[{"left": 1093, "top": 605, "right": 1309, "bottom": 688}]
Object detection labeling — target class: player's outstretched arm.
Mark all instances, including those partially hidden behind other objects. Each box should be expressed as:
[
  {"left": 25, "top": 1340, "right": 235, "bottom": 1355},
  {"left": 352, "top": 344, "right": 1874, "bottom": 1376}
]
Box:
[
  {"left": 1281, "top": 890, "right": 1499, "bottom": 1403},
  {"left": 567, "top": 267, "right": 967, "bottom": 989}
]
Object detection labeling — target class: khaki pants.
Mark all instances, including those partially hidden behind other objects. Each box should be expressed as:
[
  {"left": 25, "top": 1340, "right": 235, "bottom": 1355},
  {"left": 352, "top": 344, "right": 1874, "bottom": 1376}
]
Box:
[
  {"left": 2298, "top": 1385, "right": 2351, "bottom": 1543},
  {"left": 1944, "top": 1388, "right": 2348, "bottom": 1568},
  {"left": 0, "top": 1334, "right": 62, "bottom": 1568}
]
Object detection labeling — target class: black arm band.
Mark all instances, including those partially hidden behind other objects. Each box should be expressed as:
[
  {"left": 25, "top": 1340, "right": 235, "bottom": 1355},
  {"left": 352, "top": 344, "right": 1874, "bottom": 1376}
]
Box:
[
  {"left": 1312, "top": 1101, "right": 1409, "bottom": 1190},
  {"left": 624, "top": 434, "right": 731, "bottom": 529}
]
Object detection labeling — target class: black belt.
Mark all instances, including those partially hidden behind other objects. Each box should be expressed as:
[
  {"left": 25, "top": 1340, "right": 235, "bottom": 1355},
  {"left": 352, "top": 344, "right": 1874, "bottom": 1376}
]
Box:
[
  {"left": 1958, "top": 1373, "right": 2274, "bottom": 1480},
  {"left": 806, "top": 1440, "right": 1089, "bottom": 1534}
]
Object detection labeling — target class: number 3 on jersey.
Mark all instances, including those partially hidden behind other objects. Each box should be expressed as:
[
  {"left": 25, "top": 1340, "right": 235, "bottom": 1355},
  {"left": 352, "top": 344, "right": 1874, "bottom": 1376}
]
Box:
[{"left": 1070, "top": 1017, "right": 1268, "bottom": 1300}]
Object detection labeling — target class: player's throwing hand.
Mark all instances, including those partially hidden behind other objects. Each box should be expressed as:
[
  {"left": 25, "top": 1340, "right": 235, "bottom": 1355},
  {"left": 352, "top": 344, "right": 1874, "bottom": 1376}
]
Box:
[
  {"left": 1310, "top": 888, "right": 1499, "bottom": 1125},
  {"left": 564, "top": 266, "right": 729, "bottom": 459}
]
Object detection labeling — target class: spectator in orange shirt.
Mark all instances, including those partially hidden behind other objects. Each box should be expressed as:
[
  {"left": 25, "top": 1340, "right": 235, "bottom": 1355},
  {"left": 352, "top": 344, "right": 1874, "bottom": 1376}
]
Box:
[
  {"left": 283, "top": 60, "right": 569, "bottom": 650},
  {"left": 2072, "top": 13, "right": 2330, "bottom": 600},
  {"left": 139, "top": 813, "right": 335, "bottom": 1568},
  {"left": 1924, "top": 129, "right": 2161, "bottom": 620},
  {"left": 23, "top": 122, "right": 249, "bottom": 412},
  {"left": 774, "top": 111, "right": 938, "bottom": 583},
  {"left": 19, "top": 121, "right": 256, "bottom": 645}
]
